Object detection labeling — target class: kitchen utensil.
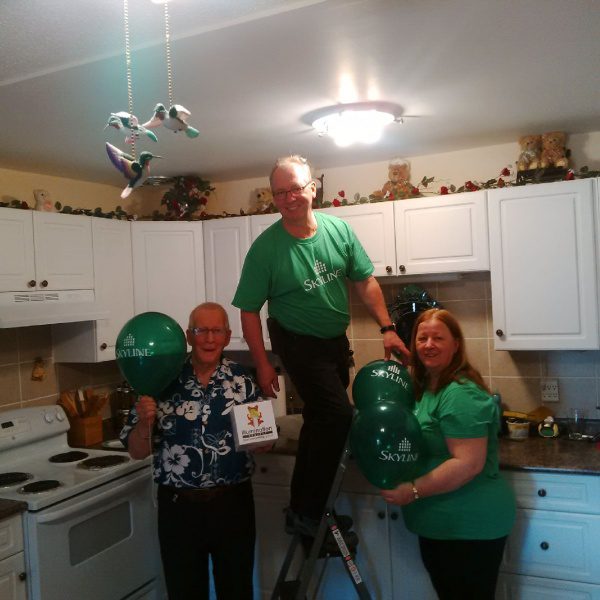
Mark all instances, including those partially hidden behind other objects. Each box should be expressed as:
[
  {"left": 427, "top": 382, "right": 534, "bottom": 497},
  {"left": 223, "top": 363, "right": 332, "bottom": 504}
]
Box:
[{"left": 567, "top": 408, "right": 587, "bottom": 440}]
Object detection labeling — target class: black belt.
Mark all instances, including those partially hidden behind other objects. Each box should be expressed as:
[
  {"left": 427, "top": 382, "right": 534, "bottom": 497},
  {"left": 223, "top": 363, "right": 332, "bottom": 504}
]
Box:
[{"left": 159, "top": 481, "right": 247, "bottom": 504}]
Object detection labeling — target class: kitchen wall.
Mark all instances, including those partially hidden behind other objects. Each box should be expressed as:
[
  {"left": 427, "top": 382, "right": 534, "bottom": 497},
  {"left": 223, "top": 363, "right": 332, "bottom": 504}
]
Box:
[{"left": 1, "top": 131, "right": 599, "bottom": 416}]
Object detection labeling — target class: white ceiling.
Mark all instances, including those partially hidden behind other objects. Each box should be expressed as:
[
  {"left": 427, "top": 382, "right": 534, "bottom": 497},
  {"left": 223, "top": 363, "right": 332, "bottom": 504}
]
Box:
[{"left": 1, "top": 0, "right": 599, "bottom": 186}]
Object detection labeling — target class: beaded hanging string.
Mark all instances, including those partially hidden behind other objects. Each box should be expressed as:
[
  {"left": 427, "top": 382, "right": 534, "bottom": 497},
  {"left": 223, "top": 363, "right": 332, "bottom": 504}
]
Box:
[
  {"left": 123, "top": 0, "right": 136, "bottom": 160},
  {"left": 163, "top": 1, "right": 175, "bottom": 109}
]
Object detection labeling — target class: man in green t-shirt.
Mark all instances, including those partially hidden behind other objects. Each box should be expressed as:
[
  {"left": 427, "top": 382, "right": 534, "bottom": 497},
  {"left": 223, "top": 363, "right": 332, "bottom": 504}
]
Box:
[{"left": 232, "top": 155, "right": 409, "bottom": 537}]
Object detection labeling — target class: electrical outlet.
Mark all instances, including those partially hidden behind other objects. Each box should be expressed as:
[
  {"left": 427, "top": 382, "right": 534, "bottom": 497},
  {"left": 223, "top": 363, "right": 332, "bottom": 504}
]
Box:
[{"left": 541, "top": 378, "right": 560, "bottom": 403}]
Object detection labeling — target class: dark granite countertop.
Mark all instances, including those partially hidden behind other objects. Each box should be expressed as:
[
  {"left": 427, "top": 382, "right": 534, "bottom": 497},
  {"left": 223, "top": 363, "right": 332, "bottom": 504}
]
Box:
[
  {"left": 0, "top": 498, "right": 27, "bottom": 520},
  {"left": 499, "top": 435, "right": 600, "bottom": 475}
]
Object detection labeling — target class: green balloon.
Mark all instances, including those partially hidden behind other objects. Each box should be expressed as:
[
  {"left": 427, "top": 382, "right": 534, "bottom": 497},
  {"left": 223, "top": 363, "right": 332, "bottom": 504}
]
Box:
[
  {"left": 350, "top": 401, "right": 423, "bottom": 489},
  {"left": 352, "top": 360, "right": 415, "bottom": 411},
  {"left": 116, "top": 312, "right": 187, "bottom": 396}
]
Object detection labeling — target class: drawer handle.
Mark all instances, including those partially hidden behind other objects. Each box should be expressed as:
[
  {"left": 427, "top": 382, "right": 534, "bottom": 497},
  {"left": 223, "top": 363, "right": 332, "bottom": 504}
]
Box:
[
  {"left": 377, "top": 510, "right": 386, "bottom": 520},
  {"left": 540, "top": 541, "right": 549, "bottom": 550},
  {"left": 100, "top": 343, "right": 108, "bottom": 351},
  {"left": 390, "top": 512, "right": 399, "bottom": 521},
  {"left": 495, "top": 329, "right": 504, "bottom": 337},
  {"left": 399, "top": 265, "right": 406, "bottom": 273},
  {"left": 537, "top": 488, "right": 547, "bottom": 497},
  {"left": 40, "top": 280, "right": 48, "bottom": 287},
  {"left": 19, "top": 572, "right": 27, "bottom": 581},
  {"left": 386, "top": 266, "right": 392, "bottom": 274},
  {"left": 28, "top": 279, "right": 36, "bottom": 288}
]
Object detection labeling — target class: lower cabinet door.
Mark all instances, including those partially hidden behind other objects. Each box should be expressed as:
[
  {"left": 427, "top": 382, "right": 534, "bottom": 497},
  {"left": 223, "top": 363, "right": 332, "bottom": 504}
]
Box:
[
  {"left": 498, "top": 573, "right": 600, "bottom": 600},
  {"left": 502, "top": 509, "right": 600, "bottom": 584},
  {"left": 0, "top": 552, "right": 27, "bottom": 600}
]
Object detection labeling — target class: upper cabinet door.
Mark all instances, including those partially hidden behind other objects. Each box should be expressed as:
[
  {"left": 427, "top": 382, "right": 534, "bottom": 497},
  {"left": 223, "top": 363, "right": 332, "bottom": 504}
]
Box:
[
  {"left": 131, "top": 221, "right": 205, "bottom": 334},
  {"left": 0, "top": 208, "right": 35, "bottom": 292},
  {"left": 393, "top": 191, "right": 489, "bottom": 275},
  {"left": 319, "top": 203, "right": 397, "bottom": 277},
  {"left": 488, "top": 179, "right": 598, "bottom": 350},
  {"left": 203, "top": 217, "right": 251, "bottom": 350},
  {"left": 250, "top": 213, "right": 280, "bottom": 242},
  {"left": 33, "top": 211, "right": 94, "bottom": 290}
]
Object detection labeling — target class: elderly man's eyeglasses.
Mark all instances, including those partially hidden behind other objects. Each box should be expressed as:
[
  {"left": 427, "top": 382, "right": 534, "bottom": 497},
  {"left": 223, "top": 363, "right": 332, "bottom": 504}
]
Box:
[
  {"left": 272, "top": 180, "right": 313, "bottom": 201},
  {"left": 189, "top": 327, "right": 228, "bottom": 337}
]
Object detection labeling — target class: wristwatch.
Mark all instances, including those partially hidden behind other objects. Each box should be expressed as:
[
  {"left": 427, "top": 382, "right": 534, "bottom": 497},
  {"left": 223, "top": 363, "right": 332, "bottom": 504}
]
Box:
[
  {"left": 410, "top": 482, "right": 420, "bottom": 501},
  {"left": 380, "top": 324, "right": 396, "bottom": 334}
]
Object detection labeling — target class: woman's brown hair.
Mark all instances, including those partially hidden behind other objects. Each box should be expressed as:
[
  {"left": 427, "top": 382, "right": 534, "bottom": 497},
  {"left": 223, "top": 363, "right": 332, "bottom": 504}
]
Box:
[{"left": 410, "top": 308, "right": 490, "bottom": 399}]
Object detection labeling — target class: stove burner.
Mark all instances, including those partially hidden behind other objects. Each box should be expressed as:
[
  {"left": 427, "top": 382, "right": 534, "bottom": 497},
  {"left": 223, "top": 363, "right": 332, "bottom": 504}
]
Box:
[
  {"left": 77, "top": 455, "right": 129, "bottom": 470},
  {"left": 19, "top": 480, "right": 62, "bottom": 494},
  {"left": 49, "top": 450, "right": 89, "bottom": 463},
  {"left": 0, "top": 472, "right": 34, "bottom": 488}
]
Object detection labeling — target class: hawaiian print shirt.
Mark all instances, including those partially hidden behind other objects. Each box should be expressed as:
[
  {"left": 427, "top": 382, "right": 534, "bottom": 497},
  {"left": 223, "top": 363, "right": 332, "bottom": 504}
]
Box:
[{"left": 120, "top": 356, "right": 261, "bottom": 488}]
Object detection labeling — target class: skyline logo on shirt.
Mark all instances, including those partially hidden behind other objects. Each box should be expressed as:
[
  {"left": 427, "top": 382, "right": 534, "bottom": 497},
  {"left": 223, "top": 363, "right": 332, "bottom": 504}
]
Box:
[{"left": 303, "top": 258, "right": 343, "bottom": 292}]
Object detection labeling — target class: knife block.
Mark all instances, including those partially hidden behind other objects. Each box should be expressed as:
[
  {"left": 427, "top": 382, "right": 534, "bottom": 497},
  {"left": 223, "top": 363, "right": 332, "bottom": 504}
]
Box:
[{"left": 68, "top": 415, "right": 103, "bottom": 447}]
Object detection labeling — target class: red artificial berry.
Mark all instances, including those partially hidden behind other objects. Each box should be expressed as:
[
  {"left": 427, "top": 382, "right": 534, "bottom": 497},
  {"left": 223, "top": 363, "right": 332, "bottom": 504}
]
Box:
[
  {"left": 332, "top": 199, "right": 341, "bottom": 207},
  {"left": 338, "top": 190, "right": 345, "bottom": 198},
  {"left": 200, "top": 196, "right": 208, "bottom": 205},
  {"left": 501, "top": 167, "right": 510, "bottom": 177},
  {"left": 440, "top": 186, "right": 449, "bottom": 195},
  {"left": 565, "top": 170, "right": 575, "bottom": 180},
  {"left": 497, "top": 178, "right": 505, "bottom": 187},
  {"left": 410, "top": 187, "right": 418, "bottom": 195}
]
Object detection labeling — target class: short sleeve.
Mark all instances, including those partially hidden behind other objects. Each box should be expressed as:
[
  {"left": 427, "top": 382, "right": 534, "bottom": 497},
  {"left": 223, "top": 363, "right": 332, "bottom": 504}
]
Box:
[
  {"left": 437, "top": 381, "right": 496, "bottom": 438},
  {"left": 232, "top": 240, "right": 271, "bottom": 312}
]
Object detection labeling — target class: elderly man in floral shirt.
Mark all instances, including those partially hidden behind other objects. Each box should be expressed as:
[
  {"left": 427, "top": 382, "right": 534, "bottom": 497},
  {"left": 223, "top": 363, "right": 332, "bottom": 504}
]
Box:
[{"left": 121, "top": 302, "right": 264, "bottom": 600}]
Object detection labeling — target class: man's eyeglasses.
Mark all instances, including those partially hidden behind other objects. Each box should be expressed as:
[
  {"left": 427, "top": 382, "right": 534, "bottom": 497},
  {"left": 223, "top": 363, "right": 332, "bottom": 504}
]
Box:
[
  {"left": 272, "top": 180, "right": 313, "bottom": 201},
  {"left": 189, "top": 327, "right": 229, "bottom": 337}
]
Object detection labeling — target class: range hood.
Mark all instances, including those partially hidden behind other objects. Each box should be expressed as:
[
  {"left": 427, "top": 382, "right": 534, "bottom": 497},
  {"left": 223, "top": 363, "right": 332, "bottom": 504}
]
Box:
[{"left": 0, "top": 290, "right": 108, "bottom": 328}]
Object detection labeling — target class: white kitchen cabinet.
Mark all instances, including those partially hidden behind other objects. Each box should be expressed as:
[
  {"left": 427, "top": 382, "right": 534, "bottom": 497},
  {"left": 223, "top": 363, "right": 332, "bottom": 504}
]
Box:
[
  {"left": 0, "top": 208, "right": 93, "bottom": 293},
  {"left": 488, "top": 179, "right": 599, "bottom": 350},
  {"left": 319, "top": 202, "right": 397, "bottom": 277},
  {"left": 131, "top": 221, "right": 205, "bottom": 335},
  {"left": 203, "top": 217, "right": 251, "bottom": 350},
  {"left": 0, "top": 515, "right": 27, "bottom": 600},
  {"left": 53, "top": 218, "right": 134, "bottom": 362},
  {"left": 393, "top": 190, "right": 489, "bottom": 275},
  {"left": 499, "top": 471, "right": 600, "bottom": 597}
]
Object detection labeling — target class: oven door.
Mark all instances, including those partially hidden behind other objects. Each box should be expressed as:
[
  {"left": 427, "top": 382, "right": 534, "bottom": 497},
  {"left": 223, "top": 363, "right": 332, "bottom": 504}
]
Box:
[{"left": 23, "top": 469, "right": 163, "bottom": 600}]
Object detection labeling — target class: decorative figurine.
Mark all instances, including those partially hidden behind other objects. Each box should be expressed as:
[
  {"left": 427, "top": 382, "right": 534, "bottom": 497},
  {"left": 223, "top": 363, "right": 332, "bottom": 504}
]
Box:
[
  {"left": 537, "top": 416, "right": 560, "bottom": 438},
  {"left": 105, "top": 112, "right": 158, "bottom": 144},
  {"left": 105, "top": 142, "right": 162, "bottom": 199},
  {"left": 142, "top": 103, "right": 200, "bottom": 138}
]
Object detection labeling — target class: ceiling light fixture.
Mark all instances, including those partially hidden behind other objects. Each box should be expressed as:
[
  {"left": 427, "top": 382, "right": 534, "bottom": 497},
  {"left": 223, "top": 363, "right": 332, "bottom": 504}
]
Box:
[{"left": 308, "top": 101, "right": 403, "bottom": 147}]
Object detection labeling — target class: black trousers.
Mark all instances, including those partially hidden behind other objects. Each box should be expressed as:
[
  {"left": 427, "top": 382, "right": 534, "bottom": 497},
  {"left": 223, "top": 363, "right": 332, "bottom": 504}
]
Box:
[
  {"left": 418, "top": 535, "right": 508, "bottom": 600},
  {"left": 157, "top": 480, "right": 255, "bottom": 600},
  {"left": 268, "top": 318, "right": 354, "bottom": 520}
]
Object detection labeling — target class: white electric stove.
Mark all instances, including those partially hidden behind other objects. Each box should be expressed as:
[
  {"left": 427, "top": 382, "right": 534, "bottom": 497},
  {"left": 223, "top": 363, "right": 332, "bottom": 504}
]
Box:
[{"left": 0, "top": 405, "right": 163, "bottom": 600}]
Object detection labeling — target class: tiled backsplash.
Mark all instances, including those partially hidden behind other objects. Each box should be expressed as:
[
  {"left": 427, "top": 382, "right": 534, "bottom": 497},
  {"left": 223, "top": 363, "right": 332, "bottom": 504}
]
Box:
[
  {"left": 1, "top": 271, "right": 599, "bottom": 420},
  {"left": 0, "top": 325, "right": 123, "bottom": 413},
  {"left": 349, "top": 272, "right": 600, "bottom": 419}
]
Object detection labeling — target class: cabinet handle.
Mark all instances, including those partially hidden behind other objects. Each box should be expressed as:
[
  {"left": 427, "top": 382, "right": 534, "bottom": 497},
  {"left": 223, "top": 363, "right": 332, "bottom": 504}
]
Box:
[
  {"left": 390, "top": 512, "right": 399, "bottom": 521},
  {"left": 540, "top": 541, "right": 549, "bottom": 551},
  {"left": 40, "top": 280, "right": 48, "bottom": 288},
  {"left": 495, "top": 329, "right": 504, "bottom": 337},
  {"left": 377, "top": 511, "right": 385, "bottom": 520},
  {"left": 100, "top": 343, "right": 108, "bottom": 351},
  {"left": 386, "top": 266, "right": 392, "bottom": 274},
  {"left": 399, "top": 265, "right": 406, "bottom": 273},
  {"left": 28, "top": 279, "right": 36, "bottom": 288},
  {"left": 537, "top": 488, "right": 547, "bottom": 497},
  {"left": 19, "top": 572, "right": 27, "bottom": 581}
]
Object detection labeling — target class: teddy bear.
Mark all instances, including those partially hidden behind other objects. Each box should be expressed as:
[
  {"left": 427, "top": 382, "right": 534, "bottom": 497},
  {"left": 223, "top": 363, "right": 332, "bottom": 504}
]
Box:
[
  {"left": 253, "top": 187, "right": 274, "bottom": 212},
  {"left": 539, "top": 131, "right": 568, "bottom": 169},
  {"left": 516, "top": 135, "right": 542, "bottom": 171},
  {"left": 373, "top": 158, "right": 413, "bottom": 200},
  {"left": 33, "top": 189, "right": 55, "bottom": 212}
]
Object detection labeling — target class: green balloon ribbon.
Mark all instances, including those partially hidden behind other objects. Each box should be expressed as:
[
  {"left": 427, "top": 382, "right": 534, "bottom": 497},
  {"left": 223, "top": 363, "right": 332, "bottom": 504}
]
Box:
[
  {"left": 116, "top": 312, "right": 187, "bottom": 396},
  {"left": 352, "top": 359, "right": 415, "bottom": 411},
  {"left": 350, "top": 401, "right": 423, "bottom": 489}
]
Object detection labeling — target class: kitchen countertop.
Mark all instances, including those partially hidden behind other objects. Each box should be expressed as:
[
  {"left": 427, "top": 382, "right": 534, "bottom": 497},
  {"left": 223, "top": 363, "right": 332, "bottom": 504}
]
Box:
[
  {"left": 273, "top": 415, "right": 600, "bottom": 475},
  {"left": 0, "top": 498, "right": 27, "bottom": 520}
]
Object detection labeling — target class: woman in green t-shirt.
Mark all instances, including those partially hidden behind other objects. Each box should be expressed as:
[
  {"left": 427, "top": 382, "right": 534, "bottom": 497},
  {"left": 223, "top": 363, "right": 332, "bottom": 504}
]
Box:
[{"left": 381, "top": 308, "right": 515, "bottom": 600}]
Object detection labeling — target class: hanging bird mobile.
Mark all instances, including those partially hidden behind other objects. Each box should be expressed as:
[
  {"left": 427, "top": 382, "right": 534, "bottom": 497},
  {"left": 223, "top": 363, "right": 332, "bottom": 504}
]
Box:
[
  {"left": 142, "top": 103, "right": 199, "bottom": 138},
  {"left": 105, "top": 112, "right": 158, "bottom": 144},
  {"left": 106, "top": 142, "right": 162, "bottom": 199}
]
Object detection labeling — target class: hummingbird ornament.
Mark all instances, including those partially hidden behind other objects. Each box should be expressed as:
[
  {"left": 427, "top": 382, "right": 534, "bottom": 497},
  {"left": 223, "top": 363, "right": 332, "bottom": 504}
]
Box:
[
  {"left": 105, "top": 142, "right": 162, "bottom": 199},
  {"left": 142, "top": 103, "right": 200, "bottom": 138},
  {"left": 105, "top": 112, "right": 158, "bottom": 144}
]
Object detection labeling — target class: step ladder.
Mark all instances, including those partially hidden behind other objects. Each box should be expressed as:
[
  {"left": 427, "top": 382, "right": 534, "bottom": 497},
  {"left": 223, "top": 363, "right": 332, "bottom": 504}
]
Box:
[{"left": 270, "top": 441, "right": 372, "bottom": 600}]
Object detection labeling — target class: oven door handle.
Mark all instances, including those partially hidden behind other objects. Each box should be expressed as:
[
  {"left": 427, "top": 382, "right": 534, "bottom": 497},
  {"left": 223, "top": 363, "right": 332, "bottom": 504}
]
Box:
[{"left": 36, "top": 469, "right": 152, "bottom": 524}]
